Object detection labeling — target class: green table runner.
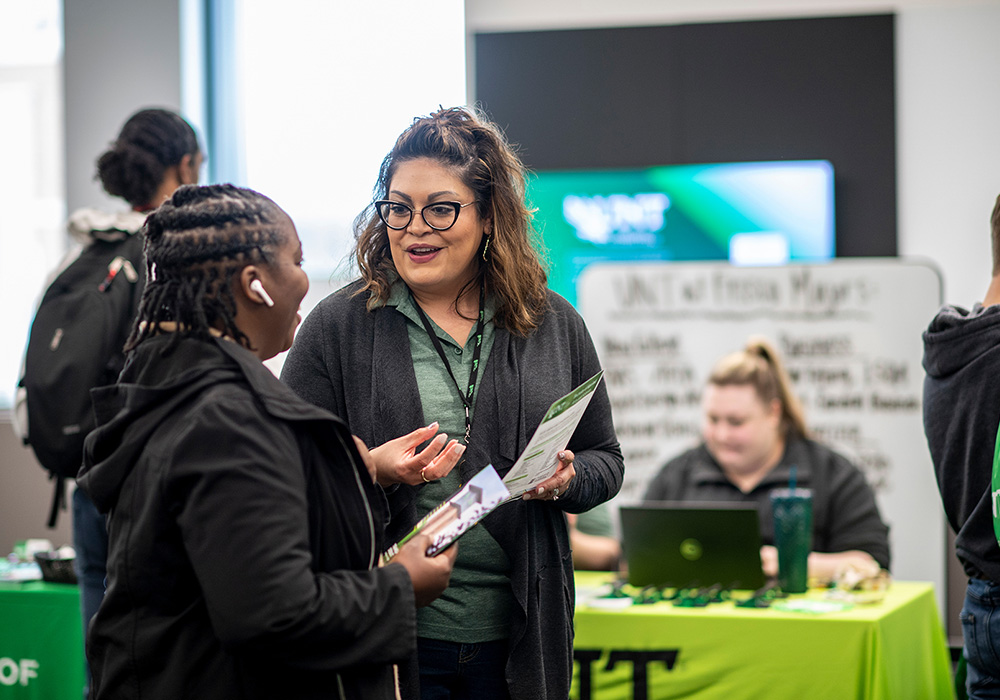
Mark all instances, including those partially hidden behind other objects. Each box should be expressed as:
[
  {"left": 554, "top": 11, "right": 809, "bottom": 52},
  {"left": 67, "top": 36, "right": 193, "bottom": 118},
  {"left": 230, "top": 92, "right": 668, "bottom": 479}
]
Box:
[
  {"left": 572, "top": 573, "right": 954, "bottom": 700},
  {"left": 0, "top": 581, "right": 85, "bottom": 698}
]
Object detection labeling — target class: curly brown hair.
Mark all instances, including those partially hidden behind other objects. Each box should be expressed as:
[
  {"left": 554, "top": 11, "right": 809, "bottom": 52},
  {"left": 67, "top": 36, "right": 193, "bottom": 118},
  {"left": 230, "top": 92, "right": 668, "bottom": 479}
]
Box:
[{"left": 353, "top": 106, "right": 549, "bottom": 336}]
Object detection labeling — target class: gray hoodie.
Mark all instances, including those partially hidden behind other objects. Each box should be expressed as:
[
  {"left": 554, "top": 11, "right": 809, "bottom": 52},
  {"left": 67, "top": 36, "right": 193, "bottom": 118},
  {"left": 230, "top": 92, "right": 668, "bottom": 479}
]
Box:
[{"left": 922, "top": 302, "right": 1000, "bottom": 582}]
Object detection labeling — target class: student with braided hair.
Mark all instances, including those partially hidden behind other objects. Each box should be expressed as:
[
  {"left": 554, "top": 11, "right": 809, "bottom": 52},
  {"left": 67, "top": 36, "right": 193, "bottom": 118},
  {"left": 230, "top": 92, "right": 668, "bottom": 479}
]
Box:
[
  {"left": 644, "top": 336, "right": 890, "bottom": 583},
  {"left": 76, "top": 184, "right": 456, "bottom": 700}
]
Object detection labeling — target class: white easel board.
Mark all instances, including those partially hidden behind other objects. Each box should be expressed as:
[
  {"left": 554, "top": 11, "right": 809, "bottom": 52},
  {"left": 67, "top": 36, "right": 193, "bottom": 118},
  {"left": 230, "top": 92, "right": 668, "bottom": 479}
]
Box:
[{"left": 578, "top": 259, "right": 945, "bottom": 600}]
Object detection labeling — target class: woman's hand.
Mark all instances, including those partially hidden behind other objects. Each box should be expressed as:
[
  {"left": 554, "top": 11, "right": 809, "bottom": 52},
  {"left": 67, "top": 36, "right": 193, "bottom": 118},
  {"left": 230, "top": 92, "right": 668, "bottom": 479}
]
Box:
[
  {"left": 523, "top": 450, "right": 576, "bottom": 502},
  {"left": 760, "top": 546, "right": 881, "bottom": 583},
  {"left": 760, "top": 545, "right": 778, "bottom": 578},
  {"left": 807, "top": 550, "right": 881, "bottom": 585},
  {"left": 369, "top": 422, "right": 465, "bottom": 487},
  {"left": 392, "top": 533, "right": 458, "bottom": 607}
]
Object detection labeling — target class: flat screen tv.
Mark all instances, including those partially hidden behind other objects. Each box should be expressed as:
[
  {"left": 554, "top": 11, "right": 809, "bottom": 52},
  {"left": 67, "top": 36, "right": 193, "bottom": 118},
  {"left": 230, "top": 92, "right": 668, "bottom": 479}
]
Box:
[{"left": 527, "top": 160, "right": 835, "bottom": 304}]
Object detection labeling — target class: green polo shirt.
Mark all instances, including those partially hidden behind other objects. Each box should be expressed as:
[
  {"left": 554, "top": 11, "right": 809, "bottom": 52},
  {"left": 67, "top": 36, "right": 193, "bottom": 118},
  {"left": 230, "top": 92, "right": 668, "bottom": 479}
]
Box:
[{"left": 387, "top": 284, "right": 515, "bottom": 642}]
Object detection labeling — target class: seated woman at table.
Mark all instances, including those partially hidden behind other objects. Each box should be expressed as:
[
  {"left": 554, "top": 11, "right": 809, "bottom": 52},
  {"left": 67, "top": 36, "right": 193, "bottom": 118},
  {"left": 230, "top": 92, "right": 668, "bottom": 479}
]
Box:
[
  {"left": 76, "top": 184, "right": 456, "bottom": 700},
  {"left": 643, "top": 336, "right": 890, "bottom": 583}
]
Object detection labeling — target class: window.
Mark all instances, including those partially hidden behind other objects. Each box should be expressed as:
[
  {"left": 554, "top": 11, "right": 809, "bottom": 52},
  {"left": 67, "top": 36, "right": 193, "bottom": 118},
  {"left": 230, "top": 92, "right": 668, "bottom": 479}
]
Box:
[
  {"left": 202, "top": 1, "right": 466, "bottom": 373},
  {"left": 219, "top": 0, "right": 467, "bottom": 294},
  {"left": 0, "top": 0, "right": 64, "bottom": 409}
]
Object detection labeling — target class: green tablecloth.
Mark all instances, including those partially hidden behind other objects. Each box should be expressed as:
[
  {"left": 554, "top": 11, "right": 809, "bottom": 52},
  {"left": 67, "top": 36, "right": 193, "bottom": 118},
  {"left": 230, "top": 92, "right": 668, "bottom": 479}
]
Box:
[
  {"left": 0, "top": 573, "right": 954, "bottom": 699},
  {"left": 572, "top": 572, "right": 955, "bottom": 700},
  {"left": 0, "top": 581, "right": 85, "bottom": 698}
]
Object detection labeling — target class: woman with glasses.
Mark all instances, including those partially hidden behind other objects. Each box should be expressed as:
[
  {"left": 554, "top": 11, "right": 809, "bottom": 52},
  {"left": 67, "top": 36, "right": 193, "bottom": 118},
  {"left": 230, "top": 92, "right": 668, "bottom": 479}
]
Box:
[{"left": 282, "top": 106, "right": 624, "bottom": 700}]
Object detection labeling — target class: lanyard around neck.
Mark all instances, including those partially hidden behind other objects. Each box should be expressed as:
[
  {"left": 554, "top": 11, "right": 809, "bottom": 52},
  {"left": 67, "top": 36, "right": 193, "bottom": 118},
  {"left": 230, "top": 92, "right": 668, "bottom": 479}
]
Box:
[{"left": 411, "top": 285, "right": 486, "bottom": 444}]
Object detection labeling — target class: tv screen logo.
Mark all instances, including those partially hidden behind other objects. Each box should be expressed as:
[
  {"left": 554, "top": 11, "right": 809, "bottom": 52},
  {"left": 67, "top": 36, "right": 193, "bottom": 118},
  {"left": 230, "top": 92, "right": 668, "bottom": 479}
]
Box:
[{"left": 563, "top": 193, "right": 671, "bottom": 246}]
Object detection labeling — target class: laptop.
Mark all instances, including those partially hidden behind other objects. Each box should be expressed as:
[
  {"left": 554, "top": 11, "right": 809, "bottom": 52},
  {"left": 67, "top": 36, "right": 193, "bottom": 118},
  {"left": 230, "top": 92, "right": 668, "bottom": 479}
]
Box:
[{"left": 619, "top": 502, "right": 766, "bottom": 590}]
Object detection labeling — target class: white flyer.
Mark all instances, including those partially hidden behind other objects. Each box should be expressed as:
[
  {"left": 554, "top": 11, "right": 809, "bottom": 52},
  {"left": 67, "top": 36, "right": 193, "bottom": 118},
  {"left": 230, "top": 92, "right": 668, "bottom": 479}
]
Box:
[
  {"left": 501, "top": 370, "right": 605, "bottom": 500},
  {"left": 382, "top": 464, "right": 510, "bottom": 561}
]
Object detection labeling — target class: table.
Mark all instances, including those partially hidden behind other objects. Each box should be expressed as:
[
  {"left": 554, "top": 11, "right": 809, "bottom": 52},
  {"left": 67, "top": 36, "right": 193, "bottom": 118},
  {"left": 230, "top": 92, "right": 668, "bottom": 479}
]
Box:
[
  {"left": 0, "top": 581, "right": 85, "bottom": 699},
  {"left": 572, "top": 572, "right": 954, "bottom": 700}
]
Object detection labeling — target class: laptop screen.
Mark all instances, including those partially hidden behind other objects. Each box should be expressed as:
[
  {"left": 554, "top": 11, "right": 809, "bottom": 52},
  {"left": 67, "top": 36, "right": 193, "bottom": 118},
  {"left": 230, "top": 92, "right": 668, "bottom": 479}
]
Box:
[{"left": 620, "top": 502, "right": 766, "bottom": 590}]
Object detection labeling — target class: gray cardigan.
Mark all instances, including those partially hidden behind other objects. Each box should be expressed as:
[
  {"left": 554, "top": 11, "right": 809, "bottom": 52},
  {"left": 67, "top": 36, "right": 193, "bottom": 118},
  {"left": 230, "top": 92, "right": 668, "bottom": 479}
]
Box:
[{"left": 282, "top": 281, "right": 624, "bottom": 700}]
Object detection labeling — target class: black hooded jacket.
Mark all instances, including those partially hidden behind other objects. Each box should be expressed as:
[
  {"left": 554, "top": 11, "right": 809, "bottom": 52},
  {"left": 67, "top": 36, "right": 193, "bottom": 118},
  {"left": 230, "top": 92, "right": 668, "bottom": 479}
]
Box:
[
  {"left": 923, "top": 303, "right": 1000, "bottom": 582},
  {"left": 77, "top": 335, "right": 416, "bottom": 699}
]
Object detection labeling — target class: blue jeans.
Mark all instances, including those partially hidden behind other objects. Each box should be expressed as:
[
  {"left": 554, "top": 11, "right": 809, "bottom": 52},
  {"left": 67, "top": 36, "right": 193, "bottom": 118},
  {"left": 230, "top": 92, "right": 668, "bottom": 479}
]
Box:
[
  {"left": 417, "top": 637, "right": 510, "bottom": 700},
  {"left": 72, "top": 487, "right": 108, "bottom": 694},
  {"left": 962, "top": 578, "right": 1000, "bottom": 699}
]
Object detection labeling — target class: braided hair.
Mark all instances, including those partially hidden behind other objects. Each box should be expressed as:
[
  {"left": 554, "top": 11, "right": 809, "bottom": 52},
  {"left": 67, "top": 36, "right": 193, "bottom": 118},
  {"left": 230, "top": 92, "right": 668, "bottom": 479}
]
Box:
[
  {"left": 125, "top": 184, "right": 284, "bottom": 352},
  {"left": 96, "top": 108, "right": 200, "bottom": 209}
]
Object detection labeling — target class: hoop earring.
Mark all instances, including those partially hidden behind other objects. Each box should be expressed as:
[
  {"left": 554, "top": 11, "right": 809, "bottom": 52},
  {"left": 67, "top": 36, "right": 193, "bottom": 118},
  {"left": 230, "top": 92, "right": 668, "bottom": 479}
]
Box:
[{"left": 482, "top": 235, "right": 491, "bottom": 262}]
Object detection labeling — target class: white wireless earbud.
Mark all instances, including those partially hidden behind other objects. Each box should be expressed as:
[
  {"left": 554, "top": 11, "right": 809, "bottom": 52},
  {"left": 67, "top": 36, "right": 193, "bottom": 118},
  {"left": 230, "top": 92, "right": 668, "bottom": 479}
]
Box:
[{"left": 249, "top": 279, "right": 274, "bottom": 307}]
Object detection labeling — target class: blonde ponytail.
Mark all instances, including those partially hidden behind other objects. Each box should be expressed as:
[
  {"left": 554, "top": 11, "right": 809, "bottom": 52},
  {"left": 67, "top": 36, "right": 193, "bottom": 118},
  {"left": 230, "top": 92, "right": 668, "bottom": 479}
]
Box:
[{"left": 708, "top": 335, "right": 808, "bottom": 439}]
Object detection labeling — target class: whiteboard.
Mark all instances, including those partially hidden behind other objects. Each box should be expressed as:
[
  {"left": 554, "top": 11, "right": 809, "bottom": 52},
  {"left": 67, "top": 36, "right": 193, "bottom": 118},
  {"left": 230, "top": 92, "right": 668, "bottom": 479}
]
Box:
[{"left": 578, "top": 259, "right": 945, "bottom": 598}]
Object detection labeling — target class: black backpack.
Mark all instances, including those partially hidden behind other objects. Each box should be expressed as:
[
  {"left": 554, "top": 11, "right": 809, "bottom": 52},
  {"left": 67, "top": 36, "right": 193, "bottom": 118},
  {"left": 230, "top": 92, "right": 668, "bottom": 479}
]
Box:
[{"left": 18, "top": 231, "right": 145, "bottom": 526}]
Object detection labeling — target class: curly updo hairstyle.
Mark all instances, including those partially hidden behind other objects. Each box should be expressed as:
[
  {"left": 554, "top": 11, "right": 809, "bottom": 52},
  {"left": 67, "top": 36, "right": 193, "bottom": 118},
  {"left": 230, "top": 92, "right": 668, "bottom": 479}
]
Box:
[
  {"left": 96, "top": 108, "right": 200, "bottom": 209},
  {"left": 125, "top": 184, "right": 284, "bottom": 352},
  {"left": 354, "top": 106, "right": 549, "bottom": 337}
]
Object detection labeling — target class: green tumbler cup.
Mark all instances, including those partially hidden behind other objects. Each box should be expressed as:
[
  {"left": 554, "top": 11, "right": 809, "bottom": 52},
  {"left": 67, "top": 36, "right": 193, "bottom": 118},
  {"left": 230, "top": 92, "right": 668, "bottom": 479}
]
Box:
[{"left": 770, "top": 487, "right": 813, "bottom": 593}]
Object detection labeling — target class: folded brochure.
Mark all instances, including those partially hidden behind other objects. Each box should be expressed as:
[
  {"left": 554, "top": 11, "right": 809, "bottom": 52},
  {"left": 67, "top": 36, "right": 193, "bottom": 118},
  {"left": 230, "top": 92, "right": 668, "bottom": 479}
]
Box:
[
  {"left": 382, "top": 464, "right": 510, "bottom": 561},
  {"left": 500, "top": 369, "right": 604, "bottom": 501},
  {"left": 381, "top": 370, "right": 604, "bottom": 561}
]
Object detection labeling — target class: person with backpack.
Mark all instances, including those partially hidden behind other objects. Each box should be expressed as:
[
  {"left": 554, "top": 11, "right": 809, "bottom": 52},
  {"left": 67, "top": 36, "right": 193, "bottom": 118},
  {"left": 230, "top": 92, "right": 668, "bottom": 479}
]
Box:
[{"left": 14, "top": 107, "right": 201, "bottom": 692}]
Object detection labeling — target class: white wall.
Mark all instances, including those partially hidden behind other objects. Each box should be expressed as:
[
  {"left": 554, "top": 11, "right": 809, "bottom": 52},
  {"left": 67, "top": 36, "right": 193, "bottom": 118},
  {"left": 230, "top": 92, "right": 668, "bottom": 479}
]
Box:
[
  {"left": 62, "top": 0, "right": 184, "bottom": 214},
  {"left": 897, "top": 3, "right": 1000, "bottom": 306},
  {"left": 467, "top": 0, "right": 901, "bottom": 30}
]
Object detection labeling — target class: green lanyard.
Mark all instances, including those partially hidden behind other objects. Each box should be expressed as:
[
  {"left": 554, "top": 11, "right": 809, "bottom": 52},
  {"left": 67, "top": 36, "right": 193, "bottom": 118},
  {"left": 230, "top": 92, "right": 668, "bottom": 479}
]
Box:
[
  {"left": 410, "top": 285, "right": 486, "bottom": 444},
  {"left": 992, "top": 419, "right": 1000, "bottom": 546}
]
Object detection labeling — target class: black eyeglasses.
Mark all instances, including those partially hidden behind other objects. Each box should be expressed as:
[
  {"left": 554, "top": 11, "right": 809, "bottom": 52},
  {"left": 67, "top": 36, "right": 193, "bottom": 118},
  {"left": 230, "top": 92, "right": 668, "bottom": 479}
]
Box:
[{"left": 375, "top": 200, "right": 477, "bottom": 231}]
